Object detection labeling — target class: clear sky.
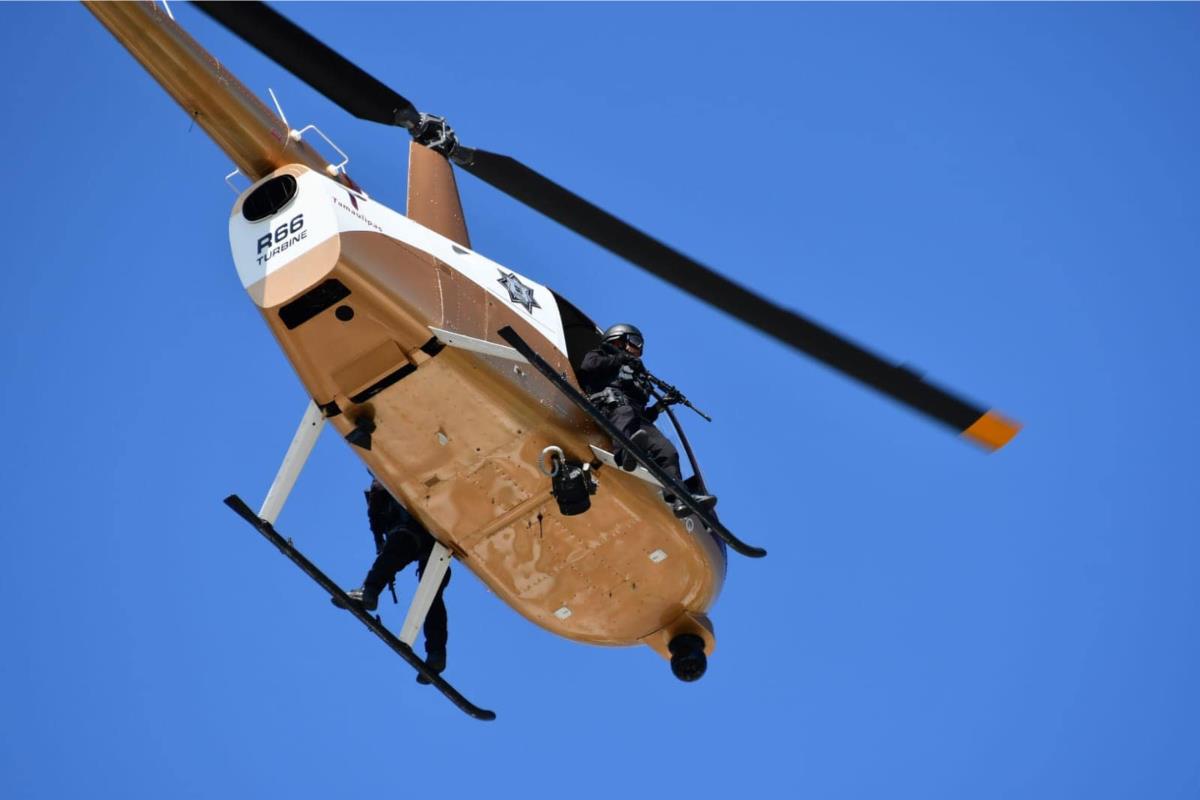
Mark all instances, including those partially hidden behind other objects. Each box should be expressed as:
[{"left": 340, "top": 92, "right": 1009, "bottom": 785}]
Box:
[{"left": 2, "top": 2, "right": 1198, "bottom": 798}]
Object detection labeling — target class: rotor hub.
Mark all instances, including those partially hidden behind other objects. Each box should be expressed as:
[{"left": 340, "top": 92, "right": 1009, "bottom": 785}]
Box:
[{"left": 413, "top": 113, "right": 462, "bottom": 160}]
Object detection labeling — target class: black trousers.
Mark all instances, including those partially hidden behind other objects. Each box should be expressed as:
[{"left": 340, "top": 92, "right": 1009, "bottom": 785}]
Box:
[
  {"left": 364, "top": 529, "right": 450, "bottom": 653},
  {"left": 606, "top": 403, "right": 682, "bottom": 482}
]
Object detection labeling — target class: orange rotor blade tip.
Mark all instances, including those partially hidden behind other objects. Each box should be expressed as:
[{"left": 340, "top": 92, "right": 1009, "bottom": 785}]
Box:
[{"left": 961, "top": 410, "right": 1023, "bottom": 452}]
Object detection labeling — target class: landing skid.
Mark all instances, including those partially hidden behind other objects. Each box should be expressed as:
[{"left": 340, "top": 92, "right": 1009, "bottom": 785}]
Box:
[
  {"left": 222, "top": 401, "right": 493, "bottom": 720},
  {"left": 497, "top": 326, "right": 766, "bottom": 558},
  {"left": 224, "top": 495, "right": 496, "bottom": 721}
]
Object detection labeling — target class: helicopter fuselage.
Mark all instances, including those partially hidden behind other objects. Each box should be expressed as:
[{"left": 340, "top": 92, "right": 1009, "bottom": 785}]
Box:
[
  {"left": 230, "top": 161, "right": 727, "bottom": 657},
  {"left": 87, "top": 0, "right": 724, "bottom": 663}
]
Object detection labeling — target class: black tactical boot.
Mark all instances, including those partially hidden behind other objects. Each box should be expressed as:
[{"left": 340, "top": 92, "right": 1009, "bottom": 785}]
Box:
[
  {"left": 616, "top": 430, "right": 651, "bottom": 471},
  {"left": 672, "top": 494, "right": 717, "bottom": 519},
  {"left": 416, "top": 649, "right": 447, "bottom": 685},
  {"left": 330, "top": 586, "right": 380, "bottom": 611}
]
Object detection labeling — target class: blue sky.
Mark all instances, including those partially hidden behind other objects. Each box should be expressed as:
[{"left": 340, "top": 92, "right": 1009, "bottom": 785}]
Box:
[{"left": 1, "top": 2, "right": 1198, "bottom": 798}]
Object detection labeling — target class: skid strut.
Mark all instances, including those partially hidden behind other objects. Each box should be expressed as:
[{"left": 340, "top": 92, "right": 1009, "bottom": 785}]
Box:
[
  {"left": 400, "top": 541, "right": 452, "bottom": 646},
  {"left": 497, "top": 326, "right": 766, "bottom": 558},
  {"left": 223, "top": 402, "right": 496, "bottom": 721},
  {"left": 259, "top": 401, "right": 325, "bottom": 524}
]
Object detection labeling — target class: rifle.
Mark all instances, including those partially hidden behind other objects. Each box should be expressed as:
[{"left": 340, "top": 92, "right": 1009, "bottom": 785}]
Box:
[{"left": 638, "top": 370, "right": 712, "bottom": 423}]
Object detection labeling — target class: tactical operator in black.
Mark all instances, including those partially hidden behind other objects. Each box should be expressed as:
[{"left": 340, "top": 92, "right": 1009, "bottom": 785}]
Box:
[
  {"left": 334, "top": 479, "right": 451, "bottom": 683},
  {"left": 578, "top": 324, "right": 716, "bottom": 518}
]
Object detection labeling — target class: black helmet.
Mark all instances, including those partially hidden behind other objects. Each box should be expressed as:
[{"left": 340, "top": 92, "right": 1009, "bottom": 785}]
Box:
[{"left": 602, "top": 323, "right": 644, "bottom": 352}]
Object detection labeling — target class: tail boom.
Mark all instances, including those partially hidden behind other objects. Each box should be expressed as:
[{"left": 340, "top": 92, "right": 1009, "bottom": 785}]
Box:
[{"left": 85, "top": 1, "right": 334, "bottom": 182}]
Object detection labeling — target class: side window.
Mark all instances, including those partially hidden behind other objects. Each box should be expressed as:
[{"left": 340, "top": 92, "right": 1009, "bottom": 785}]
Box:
[{"left": 550, "top": 290, "right": 603, "bottom": 377}]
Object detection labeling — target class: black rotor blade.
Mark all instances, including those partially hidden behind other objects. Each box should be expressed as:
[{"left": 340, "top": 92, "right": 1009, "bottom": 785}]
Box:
[
  {"left": 194, "top": 2, "right": 1019, "bottom": 450},
  {"left": 194, "top": 1, "right": 421, "bottom": 129},
  {"left": 458, "top": 151, "right": 1019, "bottom": 450}
]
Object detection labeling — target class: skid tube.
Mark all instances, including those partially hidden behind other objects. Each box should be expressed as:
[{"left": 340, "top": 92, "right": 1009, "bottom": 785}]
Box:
[
  {"left": 497, "top": 326, "right": 766, "bottom": 558},
  {"left": 223, "top": 495, "right": 497, "bottom": 721}
]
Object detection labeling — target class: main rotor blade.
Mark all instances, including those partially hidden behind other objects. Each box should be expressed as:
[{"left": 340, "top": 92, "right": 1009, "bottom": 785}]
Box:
[
  {"left": 195, "top": 2, "right": 1019, "bottom": 451},
  {"left": 194, "top": 1, "right": 421, "bottom": 129},
  {"left": 458, "top": 150, "right": 1019, "bottom": 450}
]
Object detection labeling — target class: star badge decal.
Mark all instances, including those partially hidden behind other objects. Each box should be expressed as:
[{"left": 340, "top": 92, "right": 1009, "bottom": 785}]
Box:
[{"left": 497, "top": 270, "right": 541, "bottom": 314}]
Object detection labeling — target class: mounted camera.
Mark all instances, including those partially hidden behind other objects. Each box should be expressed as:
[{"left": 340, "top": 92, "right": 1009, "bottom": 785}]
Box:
[{"left": 539, "top": 446, "right": 598, "bottom": 516}]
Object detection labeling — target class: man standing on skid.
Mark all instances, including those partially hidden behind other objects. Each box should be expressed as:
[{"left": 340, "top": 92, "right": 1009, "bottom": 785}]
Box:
[{"left": 334, "top": 479, "right": 450, "bottom": 682}]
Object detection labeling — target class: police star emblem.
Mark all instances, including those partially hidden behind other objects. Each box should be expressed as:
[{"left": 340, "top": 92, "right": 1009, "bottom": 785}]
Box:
[{"left": 497, "top": 270, "right": 541, "bottom": 314}]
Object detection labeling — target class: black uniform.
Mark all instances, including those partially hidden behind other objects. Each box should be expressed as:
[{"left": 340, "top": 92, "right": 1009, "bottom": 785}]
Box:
[
  {"left": 363, "top": 480, "right": 450, "bottom": 654},
  {"left": 577, "top": 343, "right": 681, "bottom": 481}
]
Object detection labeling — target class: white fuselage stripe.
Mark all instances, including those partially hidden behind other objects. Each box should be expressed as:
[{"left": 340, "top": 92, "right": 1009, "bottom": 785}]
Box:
[{"left": 230, "top": 170, "right": 568, "bottom": 356}]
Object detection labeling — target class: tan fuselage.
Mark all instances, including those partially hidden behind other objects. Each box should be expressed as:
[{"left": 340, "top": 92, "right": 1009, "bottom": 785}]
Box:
[{"left": 87, "top": 1, "right": 724, "bottom": 659}]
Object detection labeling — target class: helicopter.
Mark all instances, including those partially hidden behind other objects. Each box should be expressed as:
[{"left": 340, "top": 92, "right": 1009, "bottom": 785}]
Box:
[{"left": 85, "top": 1, "right": 1021, "bottom": 721}]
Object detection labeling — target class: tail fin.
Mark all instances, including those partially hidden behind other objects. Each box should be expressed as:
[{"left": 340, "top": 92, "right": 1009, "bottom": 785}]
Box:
[{"left": 406, "top": 143, "right": 470, "bottom": 248}]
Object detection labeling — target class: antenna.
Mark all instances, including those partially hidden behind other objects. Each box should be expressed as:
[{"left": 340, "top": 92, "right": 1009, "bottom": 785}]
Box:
[
  {"left": 267, "top": 87, "right": 289, "bottom": 129},
  {"left": 267, "top": 87, "right": 295, "bottom": 151}
]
